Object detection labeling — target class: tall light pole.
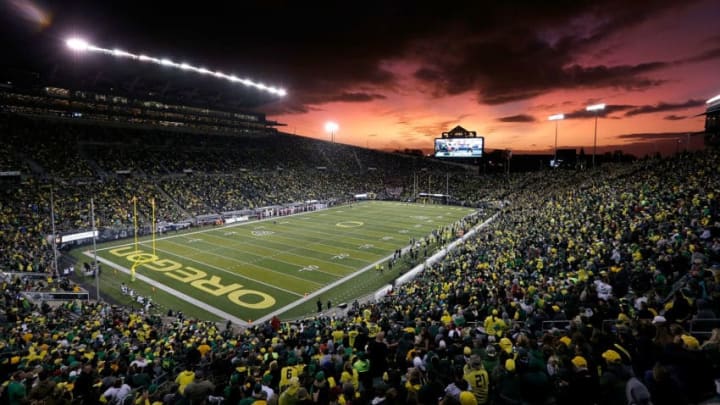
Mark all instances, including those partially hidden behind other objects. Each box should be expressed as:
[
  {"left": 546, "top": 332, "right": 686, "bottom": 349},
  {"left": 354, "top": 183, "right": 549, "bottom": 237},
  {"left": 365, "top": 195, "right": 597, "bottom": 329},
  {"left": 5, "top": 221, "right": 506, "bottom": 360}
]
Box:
[
  {"left": 91, "top": 197, "right": 100, "bottom": 301},
  {"left": 49, "top": 185, "right": 59, "bottom": 277},
  {"left": 325, "top": 121, "right": 338, "bottom": 143},
  {"left": 586, "top": 103, "right": 605, "bottom": 169},
  {"left": 548, "top": 114, "right": 565, "bottom": 167}
]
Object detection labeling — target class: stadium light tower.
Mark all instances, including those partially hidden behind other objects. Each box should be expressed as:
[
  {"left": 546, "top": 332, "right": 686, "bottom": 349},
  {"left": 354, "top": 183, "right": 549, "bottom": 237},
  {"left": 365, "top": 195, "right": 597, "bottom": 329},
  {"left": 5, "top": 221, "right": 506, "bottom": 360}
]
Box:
[
  {"left": 586, "top": 103, "right": 605, "bottom": 169},
  {"left": 325, "top": 121, "right": 339, "bottom": 143},
  {"left": 548, "top": 113, "right": 565, "bottom": 167}
]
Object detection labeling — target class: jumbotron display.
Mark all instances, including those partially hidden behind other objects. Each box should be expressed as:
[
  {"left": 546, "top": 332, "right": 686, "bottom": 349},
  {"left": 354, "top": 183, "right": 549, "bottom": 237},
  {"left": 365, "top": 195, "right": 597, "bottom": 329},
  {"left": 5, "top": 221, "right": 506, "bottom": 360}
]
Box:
[{"left": 434, "top": 137, "right": 484, "bottom": 158}]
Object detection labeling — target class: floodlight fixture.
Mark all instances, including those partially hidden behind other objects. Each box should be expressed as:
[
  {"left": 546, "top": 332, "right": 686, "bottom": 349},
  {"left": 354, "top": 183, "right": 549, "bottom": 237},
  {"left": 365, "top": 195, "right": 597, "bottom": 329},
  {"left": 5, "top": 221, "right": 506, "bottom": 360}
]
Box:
[
  {"left": 64, "top": 37, "right": 287, "bottom": 97},
  {"left": 325, "top": 121, "right": 339, "bottom": 133},
  {"left": 707, "top": 94, "right": 720, "bottom": 104},
  {"left": 586, "top": 103, "right": 606, "bottom": 112},
  {"left": 66, "top": 38, "right": 89, "bottom": 52},
  {"left": 548, "top": 113, "right": 565, "bottom": 121}
]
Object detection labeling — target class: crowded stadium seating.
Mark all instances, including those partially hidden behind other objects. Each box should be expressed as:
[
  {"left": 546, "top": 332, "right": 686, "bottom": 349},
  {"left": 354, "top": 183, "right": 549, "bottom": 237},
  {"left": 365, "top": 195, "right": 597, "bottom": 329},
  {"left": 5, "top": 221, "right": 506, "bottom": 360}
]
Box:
[{"left": 1, "top": 112, "right": 719, "bottom": 404}]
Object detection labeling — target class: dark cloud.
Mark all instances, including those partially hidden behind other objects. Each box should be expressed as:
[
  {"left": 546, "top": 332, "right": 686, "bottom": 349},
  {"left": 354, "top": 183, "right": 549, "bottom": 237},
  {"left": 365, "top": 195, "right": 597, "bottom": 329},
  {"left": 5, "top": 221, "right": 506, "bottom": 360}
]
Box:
[
  {"left": 616, "top": 131, "right": 696, "bottom": 141},
  {"left": 3, "top": 0, "right": 712, "bottom": 114},
  {"left": 624, "top": 99, "right": 705, "bottom": 117},
  {"left": 680, "top": 47, "right": 720, "bottom": 64},
  {"left": 664, "top": 114, "right": 687, "bottom": 120},
  {"left": 561, "top": 99, "right": 705, "bottom": 120},
  {"left": 407, "top": 1, "right": 697, "bottom": 105},
  {"left": 497, "top": 114, "right": 536, "bottom": 123},
  {"left": 328, "top": 92, "right": 387, "bottom": 103},
  {"left": 411, "top": 118, "right": 467, "bottom": 136}
]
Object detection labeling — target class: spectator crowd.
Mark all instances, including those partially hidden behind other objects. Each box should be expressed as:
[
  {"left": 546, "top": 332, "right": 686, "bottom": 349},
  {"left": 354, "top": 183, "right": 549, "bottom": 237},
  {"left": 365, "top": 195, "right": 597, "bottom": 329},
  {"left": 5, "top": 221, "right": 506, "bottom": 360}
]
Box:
[{"left": 1, "top": 114, "right": 719, "bottom": 404}]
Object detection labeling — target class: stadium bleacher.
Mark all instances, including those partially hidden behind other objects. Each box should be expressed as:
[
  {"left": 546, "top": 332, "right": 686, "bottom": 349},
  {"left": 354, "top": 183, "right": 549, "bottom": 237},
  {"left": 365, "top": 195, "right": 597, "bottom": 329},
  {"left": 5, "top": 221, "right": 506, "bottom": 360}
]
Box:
[{"left": 0, "top": 109, "right": 719, "bottom": 404}]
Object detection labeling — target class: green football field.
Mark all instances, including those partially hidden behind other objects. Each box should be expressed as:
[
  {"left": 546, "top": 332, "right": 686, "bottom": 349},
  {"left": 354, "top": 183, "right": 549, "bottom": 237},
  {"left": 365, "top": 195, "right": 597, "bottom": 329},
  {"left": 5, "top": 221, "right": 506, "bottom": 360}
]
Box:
[{"left": 85, "top": 201, "right": 477, "bottom": 323}]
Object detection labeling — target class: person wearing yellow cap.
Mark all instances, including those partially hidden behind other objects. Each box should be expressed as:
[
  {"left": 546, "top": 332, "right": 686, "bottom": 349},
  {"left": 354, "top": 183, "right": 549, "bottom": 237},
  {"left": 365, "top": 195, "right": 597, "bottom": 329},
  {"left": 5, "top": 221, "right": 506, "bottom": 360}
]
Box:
[
  {"left": 498, "top": 337, "right": 513, "bottom": 354},
  {"left": 565, "top": 356, "right": 599, "bottom": 404},
  {"left": 598, "top": 350, "right": 633, "bottom": 405},
  {"left": 558, "top": 336, "right": 571, "bottom": 348},
  {"left": 680, "top": 334, "right": 700, "bottom": 351}
]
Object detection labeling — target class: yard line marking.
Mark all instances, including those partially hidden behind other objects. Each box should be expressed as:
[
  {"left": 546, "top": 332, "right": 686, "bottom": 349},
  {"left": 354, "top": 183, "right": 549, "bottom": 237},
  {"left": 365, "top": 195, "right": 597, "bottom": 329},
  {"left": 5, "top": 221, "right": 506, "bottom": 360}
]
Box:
[
  {"left": 165, "top": 235, "right": 342, "bottom": 279},
  {"left": 160, "top": 239, "right": 330, "bottom": 286},
  {"left": 143, "top": 243, "right": 305, "bottom": 297},
  {"left": 204, "top": 232, "right": 358, "bottom": 272}
]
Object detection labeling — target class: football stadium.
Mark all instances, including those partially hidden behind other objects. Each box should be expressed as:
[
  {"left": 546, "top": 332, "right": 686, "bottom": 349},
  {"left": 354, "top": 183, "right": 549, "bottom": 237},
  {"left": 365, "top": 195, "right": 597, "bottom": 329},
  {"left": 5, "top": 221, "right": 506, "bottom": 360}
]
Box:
[{"left": 2, "top": 2, "right": 720, "bottom": 404}]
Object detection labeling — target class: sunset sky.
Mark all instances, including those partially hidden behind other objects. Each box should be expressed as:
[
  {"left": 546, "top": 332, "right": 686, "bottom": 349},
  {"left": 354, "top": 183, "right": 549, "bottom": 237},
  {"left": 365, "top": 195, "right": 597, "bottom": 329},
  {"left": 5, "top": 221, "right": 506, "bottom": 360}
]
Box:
[{"left": 3, "top": 0, "right": 720, "bottom": 156}]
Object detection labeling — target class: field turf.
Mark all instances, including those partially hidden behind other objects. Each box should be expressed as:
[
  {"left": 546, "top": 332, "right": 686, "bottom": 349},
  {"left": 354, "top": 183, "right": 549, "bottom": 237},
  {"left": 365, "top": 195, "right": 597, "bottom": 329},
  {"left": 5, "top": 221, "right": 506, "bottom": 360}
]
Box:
[{"left": 85, "top": 201, "right": 477, "bottom": 322}]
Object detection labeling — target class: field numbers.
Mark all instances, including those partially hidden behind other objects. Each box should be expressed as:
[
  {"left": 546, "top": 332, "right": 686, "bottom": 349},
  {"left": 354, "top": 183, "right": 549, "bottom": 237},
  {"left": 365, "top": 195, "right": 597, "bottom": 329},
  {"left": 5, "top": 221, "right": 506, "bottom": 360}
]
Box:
[
  {"left": 224, "top": 231, "right": 237, "bottom": 236},
  {"left": 398, "top": 230, "right": 409, "bottom": 234},
  {"left": 331, "top": 253, "right": 349, "bottom": 260},
  {"left": 187, "top": 238, "right": 202, "bottom": 243},
  {"left": 299, "top": 265, "right": 319, "bottom": 272},
  {"left": 382, "top": 236, "right": 394, "bottom": 241},
  {"left": 358, "top": 244, "right": 374, "bottom": 249},
  {"left": 252, "top": 230, "right": 275, "bottom": 236}
]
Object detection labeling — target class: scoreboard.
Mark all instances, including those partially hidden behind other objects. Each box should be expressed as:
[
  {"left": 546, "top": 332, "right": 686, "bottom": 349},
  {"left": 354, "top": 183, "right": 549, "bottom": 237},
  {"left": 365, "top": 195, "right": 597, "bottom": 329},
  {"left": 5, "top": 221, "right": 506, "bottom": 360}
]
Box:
[{"left": 434, "top": 137, "right": 484, "bottom": 158}]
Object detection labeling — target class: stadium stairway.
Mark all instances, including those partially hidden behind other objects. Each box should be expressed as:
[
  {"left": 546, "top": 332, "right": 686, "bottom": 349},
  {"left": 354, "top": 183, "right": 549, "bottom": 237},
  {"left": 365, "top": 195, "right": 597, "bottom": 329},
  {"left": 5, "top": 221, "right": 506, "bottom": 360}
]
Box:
[
  {"left": 317, "top": 147, "right": 333, "bottom": 167},
  {"left": 352, "top": 150, "right": 363, "bottom": 170},
  {"left": 152, "top": 182, "right": 195, "bottom": 219},
  {"left": 78, "top": 146, "right": 108, "bottom": 179},
  {"left": 17, "top": 152, "right": 47, "bottom": 177}
]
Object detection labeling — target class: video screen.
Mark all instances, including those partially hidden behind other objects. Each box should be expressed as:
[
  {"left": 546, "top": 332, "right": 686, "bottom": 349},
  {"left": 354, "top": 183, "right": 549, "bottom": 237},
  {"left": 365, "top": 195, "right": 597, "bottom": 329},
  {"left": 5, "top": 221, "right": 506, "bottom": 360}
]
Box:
[{"left": 434, "top": 137, "right": 484, "bottom": 158}]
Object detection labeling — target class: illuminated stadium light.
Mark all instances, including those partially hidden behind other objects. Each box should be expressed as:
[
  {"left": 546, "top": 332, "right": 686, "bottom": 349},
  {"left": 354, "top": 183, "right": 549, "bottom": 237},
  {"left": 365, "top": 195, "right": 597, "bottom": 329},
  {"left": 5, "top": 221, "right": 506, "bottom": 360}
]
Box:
[
  {"left": 66, "top": 38, "right": 89, "bottom": 51},
  {"left": 325, "top": 121, "right": 339, "bottom": 132},
  {"left": 586, "top": 103, "right": 605, "bottom": 169},
  {"left": 548, "top": 113, "right": 564, "bottom": 167},
  {"left": 65, "top": 37, "right": 287, "bottom": 97},
  {"left": 707, "top": 94, "right": 720, "bottom": 104},
  {"left": 325, "top": 121, "right": 339, "bottom": 143}
]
